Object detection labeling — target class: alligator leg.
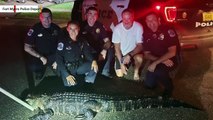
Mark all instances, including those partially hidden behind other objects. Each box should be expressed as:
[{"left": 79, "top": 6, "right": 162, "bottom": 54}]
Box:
[
  {"left": 29, "top": 109, "right": 54, "bottom": 120},
  {"left": 75, "top": 108, "right": 96, "bottom": 120}
]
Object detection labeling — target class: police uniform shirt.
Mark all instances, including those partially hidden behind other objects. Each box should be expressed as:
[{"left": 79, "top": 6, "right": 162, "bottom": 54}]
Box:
[
  {"left": 25, "top": 22, "right": 61, "bottom": 56},
  {"left": 81, "top": 21, "right": 108, "bottom": 53},
  {"left": 56, "top": 34, "right": 94, "bottom": 77},
  {"left": 143, "top": 25, "right": 180, "bottom": 61}
]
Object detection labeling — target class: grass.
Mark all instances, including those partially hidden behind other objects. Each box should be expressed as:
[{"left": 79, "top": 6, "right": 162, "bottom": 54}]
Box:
[
  {"left": 0, "top": 0, "right": 5, "bottom": 4},
  {"left": 16, "top": 12, "right": 71, "bottom": 20},
  {"left": 48, "top": 2, "right": 73, "bottom": 10},
  {"left": 15, "top": 2, "right": 73, "bottom": 20}
]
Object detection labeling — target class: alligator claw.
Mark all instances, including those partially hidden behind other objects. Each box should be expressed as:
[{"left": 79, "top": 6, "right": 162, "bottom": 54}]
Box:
[{"left": 75, "top": 114, "right": 86, "bottom": 120}]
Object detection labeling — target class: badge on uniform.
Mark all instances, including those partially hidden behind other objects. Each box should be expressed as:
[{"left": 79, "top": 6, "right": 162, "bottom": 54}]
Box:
[
  {"left": 152, "top": 34, "right": 157, "bottom": 39},
  {"left": 57, "top": 42, "right": 64, "bottom": 51},
  {"left": 96, "top": 28, "right": 100, "bottom": 34},
  {"left": 158, "top": 33, "right": 165, "bottom": 40},
  {"left": 168, "top": 29, "right": 176, "bottom": 37},
  {"left": 38, "top": 33, "right": 43, "bottom": 37},
  {"left": 147, "top": 39, "right": 151, "bottom": 42},
  {"left": 27, "top": 29, "right": 34, "bottom": 36},
  {"left": 66, "top": 46, "right": 72, "bottom": 50}
]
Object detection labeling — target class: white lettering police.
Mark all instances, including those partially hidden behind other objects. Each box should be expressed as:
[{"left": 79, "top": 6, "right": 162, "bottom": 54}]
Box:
[{"left": 195, "top": 21, "right": 213, "bottom": 28}]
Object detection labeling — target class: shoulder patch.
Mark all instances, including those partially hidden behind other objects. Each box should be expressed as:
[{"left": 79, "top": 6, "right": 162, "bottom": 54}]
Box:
[
  {"left": 168, "top": 29, "right": 176, "bottom": 38},
  {"left": 27, "top": 29, "right": 34, "bottom": 36},
  {"left": 57, "top": 42, "right": 64, "bottom": 51}
]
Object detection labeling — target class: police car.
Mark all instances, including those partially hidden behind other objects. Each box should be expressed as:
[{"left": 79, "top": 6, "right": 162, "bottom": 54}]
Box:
[{"left": 73, "top": 0, "right": 213, "bottom": 47}]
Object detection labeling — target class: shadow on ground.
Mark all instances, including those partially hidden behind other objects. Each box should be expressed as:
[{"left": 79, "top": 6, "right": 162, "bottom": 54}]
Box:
[{"left": 23, "top": 74, "right": 161, "bottom": 98}]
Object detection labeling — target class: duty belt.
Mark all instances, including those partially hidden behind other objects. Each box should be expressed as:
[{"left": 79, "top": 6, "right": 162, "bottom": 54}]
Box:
[{"left": 65, "top": 60, "right": 82, "bottom": 70}]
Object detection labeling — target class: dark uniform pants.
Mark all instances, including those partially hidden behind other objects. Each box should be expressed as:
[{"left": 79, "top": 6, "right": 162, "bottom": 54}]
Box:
[
  {"left": 28, "top": 55, "right": 55, "bottom": 72},
  {"left": 144, "top": 64, "right": 174, "bottom": 92},
  {"left": 61, "top": 61, "right": 97, "bottom": 87},
  {"left": 93, "top": 47, "right": 114, "bottom": 76},
  {"left": 101, "top": 47, "right": 114, "bottom": 76},
  {"left": 26, "top": 55, "right": 55, "bottom": 88}
]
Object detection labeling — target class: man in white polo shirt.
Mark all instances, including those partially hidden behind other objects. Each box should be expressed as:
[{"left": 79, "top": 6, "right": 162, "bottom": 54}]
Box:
[{"left": 112, "top": 8, "right": 143, "bottom": 80}]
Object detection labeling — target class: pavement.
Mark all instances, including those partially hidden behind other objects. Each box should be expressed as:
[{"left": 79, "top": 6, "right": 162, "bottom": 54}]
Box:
[{"left": 0, "top": 24, "right": 209, "bottom": 120}]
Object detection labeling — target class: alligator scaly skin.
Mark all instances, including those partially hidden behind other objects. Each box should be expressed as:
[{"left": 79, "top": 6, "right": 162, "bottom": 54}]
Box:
[{"left": 27, "top": 92, "right": 196, "bottom": 120}]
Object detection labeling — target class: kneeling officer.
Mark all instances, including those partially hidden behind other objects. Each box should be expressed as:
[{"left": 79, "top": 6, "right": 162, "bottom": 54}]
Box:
[{"left": 56, "top": 21, "right": 98, "bottom": 86}]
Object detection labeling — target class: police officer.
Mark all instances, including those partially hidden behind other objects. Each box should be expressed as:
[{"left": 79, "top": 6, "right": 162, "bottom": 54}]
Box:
[
  {"left": 143, "top": 12, "right": 181, "bottom": 97},
  {"left": 56, "top": 20, "right": 98, "bottom": 87},
  {"left": 81, "top": 7, "right": 114, "bottom": 78},
  {"left": 24, "top": 8, "right": 61, "bottom": 88}
]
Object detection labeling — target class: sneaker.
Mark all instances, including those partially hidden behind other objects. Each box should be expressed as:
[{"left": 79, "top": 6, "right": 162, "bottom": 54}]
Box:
[{"left": 85, "top": 79, "right": 94, "bottom": 83}]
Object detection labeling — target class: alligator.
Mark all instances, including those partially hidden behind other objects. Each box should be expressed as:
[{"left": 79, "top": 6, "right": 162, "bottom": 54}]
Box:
[{"left": 26, "top": 92, "right": 197, "bottom": 120}]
